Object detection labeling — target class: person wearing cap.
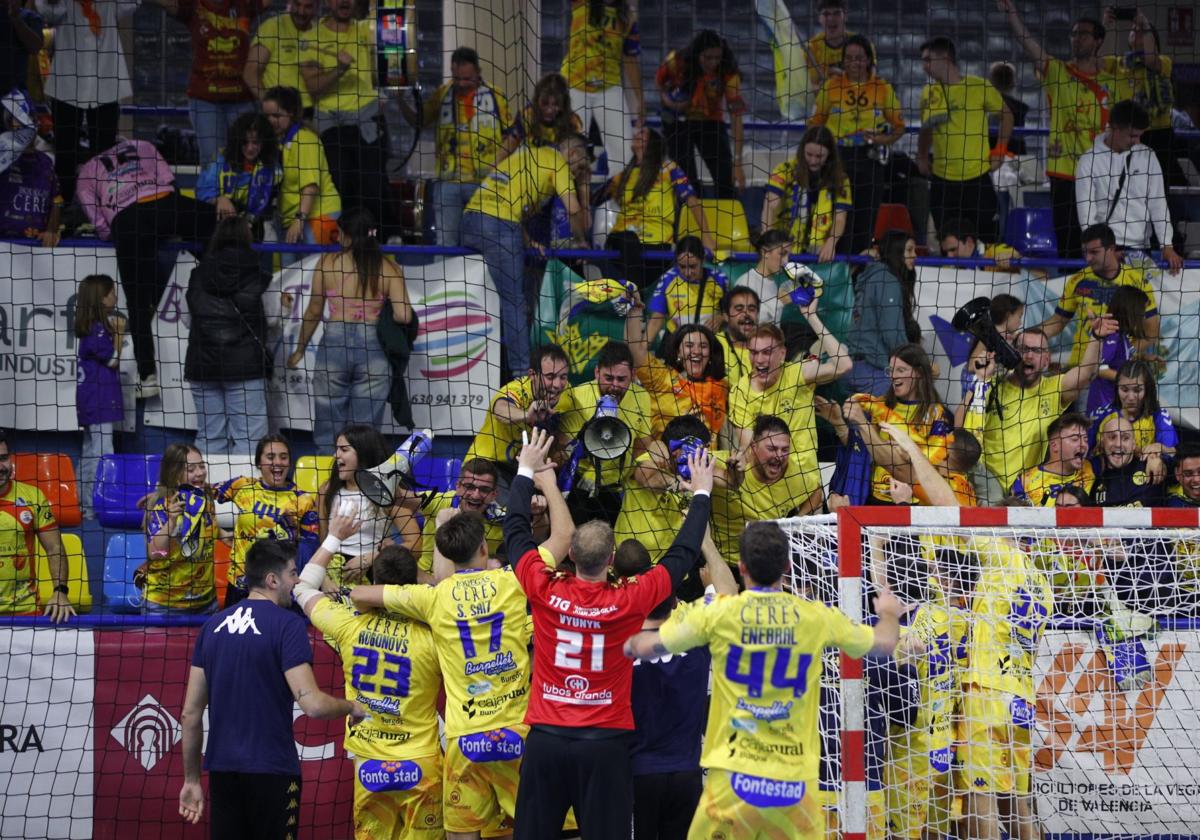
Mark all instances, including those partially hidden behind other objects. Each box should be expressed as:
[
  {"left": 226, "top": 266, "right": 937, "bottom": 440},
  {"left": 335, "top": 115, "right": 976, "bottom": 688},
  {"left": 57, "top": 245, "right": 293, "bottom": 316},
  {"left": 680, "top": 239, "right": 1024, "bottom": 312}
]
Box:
[{"left": 0, "top": 88, "right": 60, "bottom": 245}]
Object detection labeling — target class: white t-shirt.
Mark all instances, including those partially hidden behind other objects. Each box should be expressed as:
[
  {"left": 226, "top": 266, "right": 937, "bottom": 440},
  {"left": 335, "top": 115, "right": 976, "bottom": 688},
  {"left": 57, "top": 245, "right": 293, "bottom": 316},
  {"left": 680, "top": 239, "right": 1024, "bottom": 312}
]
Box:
[
  {"left": 737, "top": 266, "right": 796, "bottom": 325},
  {"left": 36, "top": 0, "right": 140, "bottom": 107},
  {"left": 333, "top": 487, "right": 392, "bottom": 557}
]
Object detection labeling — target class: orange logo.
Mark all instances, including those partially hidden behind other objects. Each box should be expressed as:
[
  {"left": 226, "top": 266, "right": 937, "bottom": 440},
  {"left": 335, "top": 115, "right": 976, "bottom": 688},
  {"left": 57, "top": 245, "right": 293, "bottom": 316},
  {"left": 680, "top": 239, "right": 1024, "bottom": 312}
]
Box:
[{"left": 1035, "top": 641, "right": 1185, "bottom": 774}]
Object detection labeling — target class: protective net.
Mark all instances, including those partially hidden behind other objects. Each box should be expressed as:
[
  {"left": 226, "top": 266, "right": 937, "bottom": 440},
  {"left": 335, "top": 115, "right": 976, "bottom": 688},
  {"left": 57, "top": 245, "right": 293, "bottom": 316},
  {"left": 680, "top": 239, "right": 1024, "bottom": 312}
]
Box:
[{"left": 781, "top": 511, "right": 1200, "bottom": 840}]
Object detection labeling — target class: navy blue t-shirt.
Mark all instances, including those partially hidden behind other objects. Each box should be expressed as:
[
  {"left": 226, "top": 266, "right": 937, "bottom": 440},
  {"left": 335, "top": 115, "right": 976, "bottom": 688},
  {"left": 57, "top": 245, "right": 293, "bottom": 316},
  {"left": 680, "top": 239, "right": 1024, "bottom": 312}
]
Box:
[
  {"left": 630, "top": 644, "right": 710, "bottom": 776},
  {"left": 193, "top": 598, "right": 313, "bottom": 776}
]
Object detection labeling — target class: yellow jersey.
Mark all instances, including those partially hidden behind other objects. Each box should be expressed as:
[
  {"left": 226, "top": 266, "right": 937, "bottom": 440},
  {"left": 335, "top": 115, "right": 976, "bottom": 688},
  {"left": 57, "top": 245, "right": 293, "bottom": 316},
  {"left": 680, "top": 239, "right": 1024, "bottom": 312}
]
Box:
[
  {"left": 963, "top": 537, "right": 1053, "bottom": 702},
  {"left": 301, "top": 18, "right": 376, "bottom": 113},
  {"left": 902, "top": 601, "right": 969, "bottom": 752},
  {"left": 0, "top": 480, "right": 55, "bottom": 615},
  {"left": 613, "top": 452, "right": 687, "bottom": 562},
  {"left": 213, "top": 477, "right": 319, "bottom": 581},
  {"left": 558, "top": 380, "right": 654, "bottom": 489},
  {"left": 465, "top": 376, "right": 558, "bottom": 469},
  {"left": 252, "top": 13, "right": 316, "bottom": 109},
  {"left": 855, "top": 396, "right": 952, "bottom": 504},
  {"left": 278, "top": 124, "right": 341, "bottom": 221},
  {"left": 764, "top": 160, "right": 852, "bottom": 250},
  {"left": 608, "top": 159, "right": 696, "bottom": 245},
  {"left": 1038, "top": 57, "right": 1130, "bottom": 179},
  {"left": 418, "top": 491, "right": 504, "bottom": 574},
  {"left": 382, "top": 568, "right": 532, "bottom": 737},
  {"left": 729, "top": 362, "right": 818, "bottom": 471},
  {"left": 919, "top": 75, "right": 1004, "bottom": 181},
  {"left": 982, "top": 374, "right": 1066, "bottom": 492},
  {"left": 144, "top": 496, "right": 218, "bottom": 610},
  {"left": 561, "top": 0, "right": 640, "bottom": 93},
  {"left": 1124, "top": 53, "right": 1173, "bottom": 130},
  {"left": 810, "top": 74, "right": 904, "bottom": 146},
  {"left": 659, "top": 590, "right": 875, "bottom": 782},
  {"left": 715, "top": 332, "right": 751, "bottom": 390},
  {"left": 1055, "top": 263, "right": 1156, "bottom": 369},
  {"left": 1010, "top": 462, "right": 1097, "bottom": 505},
  {"left": 310, "top": 595, "right": 442, "bottom": 760},
  {"left": 635, "top": 356, "right": 728, "bottom": 439},
  {"left": 711, "top": 454, "right": 820, "bottom": 560},
  {"left": 421, "top": 80, "right": 514, "bottom": 183},
  {"left": 465, "top": 144, "right": 575, "bottom": 224},
  {"left": 804, "top": 31, "right": 860, "bottom": 82}
]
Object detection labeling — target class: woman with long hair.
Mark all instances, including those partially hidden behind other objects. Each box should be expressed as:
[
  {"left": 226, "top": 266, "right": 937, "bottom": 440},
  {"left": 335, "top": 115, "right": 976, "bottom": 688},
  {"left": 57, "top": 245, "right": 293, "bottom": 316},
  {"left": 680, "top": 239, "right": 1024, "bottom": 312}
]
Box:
[
  {"left": 140, "top": 444, "right": 218, "bottom": 614},
  {"left": 761, "top": 125, "right": 851, "bottom": 263},
  {"left": 602, "top": 126, "right": 715, "bottom": 290},
  {"left": 195, "top": 112, "right": 280, "bottom": 228},
  {"left": 626, "top": 312, "right": 728, "bottom": 438},
  {"left": 1090, "top": 359, "right": 1177, "bottom": 485},
  {"left": 287, "top": 208, "right": 413, "bottom": 451},
  {"left": 1086, "top": 286, "right": 1150, "bottom": 415},
  {"left": 656, "top": 29, "right": 746, "bottom": 197},
  {"left": 185, "top": 215, "right": 273, "bottom": 455},
  {"left": 75, "top": 274, "right": 125, "bottom": 519},
  {"left": 844, "top": 229, "right": 920, "bottom": 396},
  {"left": 507, "top": 73, "right": 583, "bottom": 151},
  {"left": 639, "top": 236, "right": 730, "bottom": 345}
]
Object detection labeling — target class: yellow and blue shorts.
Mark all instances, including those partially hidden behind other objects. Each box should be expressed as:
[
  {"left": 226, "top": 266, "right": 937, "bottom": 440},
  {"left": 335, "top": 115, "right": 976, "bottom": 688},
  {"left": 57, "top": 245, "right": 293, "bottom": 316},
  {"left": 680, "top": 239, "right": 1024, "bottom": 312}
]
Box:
[
  {"left": 688, "top": 770, "right": 822, "bottom": 840},
  {"left": 884, "top": 727, "right": 953, "bottom": 840},
  {"left": 957, "top": 687, "right": 1035, "bottom": 795},
  {"left": 353, "top": 753, "right": 443, "bottom": 839},
  {"left": 444, "top": 725, "right": 527, "bottom": 836}
]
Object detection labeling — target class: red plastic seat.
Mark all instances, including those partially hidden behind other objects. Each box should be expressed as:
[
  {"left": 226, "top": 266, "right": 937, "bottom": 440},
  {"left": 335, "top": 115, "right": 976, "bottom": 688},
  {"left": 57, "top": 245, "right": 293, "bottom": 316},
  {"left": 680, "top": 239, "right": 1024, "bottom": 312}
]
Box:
[{"left": 13, "top": 453, "right": 81, "bottom": 527}]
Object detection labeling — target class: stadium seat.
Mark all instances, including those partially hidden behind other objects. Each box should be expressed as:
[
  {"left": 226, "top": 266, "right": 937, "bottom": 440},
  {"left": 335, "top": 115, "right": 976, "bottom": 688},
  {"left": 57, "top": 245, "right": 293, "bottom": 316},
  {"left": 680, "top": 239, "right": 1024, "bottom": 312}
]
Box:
[
  {"left": 102, "top": 532, "right": 146, "bottom": 614},
  {"left": 873, "top": 203, "right": 915, "bottom": 243},
  {"left": 294, "top": 455, "right": 334, "bottom": 495},
  {"left": 93, "top": 454, "right": 162, "bottom": 530},
  {"left": 214, "top": 539, "right": 231, "bottom": 606},
  {"left": 1004, "top": 207, "right": 1058, "bottom": 257},
  {"left": 412, "top": 457, "right": 463, "bottom": 493},
  {"left": 36, "top": 532, "right": 92, "bottom": 612},
  {"left": 13, "top": 453, "right": 81, "bottom": 527},
  {"left": 678, "top": 199, "right": 753, "bottom": 252}
]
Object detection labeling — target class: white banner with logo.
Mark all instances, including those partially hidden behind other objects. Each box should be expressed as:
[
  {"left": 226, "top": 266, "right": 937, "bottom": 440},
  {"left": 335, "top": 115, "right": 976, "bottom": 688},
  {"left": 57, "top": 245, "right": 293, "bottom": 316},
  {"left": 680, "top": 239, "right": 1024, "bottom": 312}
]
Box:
[
  {"left": 1034, "top": 629, "right": 1200, "bottom": 834},
  {"left": 0, "top": 628, "right": 94, "bottom": 840}
]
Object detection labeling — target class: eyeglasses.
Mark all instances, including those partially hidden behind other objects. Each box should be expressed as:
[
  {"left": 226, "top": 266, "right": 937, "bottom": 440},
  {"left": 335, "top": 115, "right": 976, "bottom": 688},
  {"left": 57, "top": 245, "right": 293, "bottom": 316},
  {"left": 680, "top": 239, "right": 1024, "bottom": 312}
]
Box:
[
  {"left": 458, "top": 481, "right": 495, "bottom": 494},
  {"left": 1016, "top": 345, "right": 1049, "bottom": 356}
]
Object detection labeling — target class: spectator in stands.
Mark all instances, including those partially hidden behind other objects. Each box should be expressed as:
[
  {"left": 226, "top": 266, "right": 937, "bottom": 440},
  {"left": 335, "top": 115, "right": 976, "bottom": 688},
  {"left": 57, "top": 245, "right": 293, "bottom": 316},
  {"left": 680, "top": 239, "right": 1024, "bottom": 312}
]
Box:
[
  {"left": 460, "top": 132, "right": 589, "bottom": 378},
  {"left": 399, "top": 46, "right": 515, "bottom": 246},
  {"left": 1106, "top": 7, "right": 1183, "bottom": 186},
  {"left": 809, "top": 34, "right": 905, "bottom": 255},
  {"left": 962, "top": 322, "right": 1115, "bottom": 502},
  {"left": 917, "top": 36, "right": 1012, "bottom": 242},
  {"left": 762, "top": 126, "right": 851, "bottom": 262},
  {"left": 244, "top": 0, "right": 318, "bottom": 108},
  {"left": 1166, "top": 443, "right": 1200, "bottom": 508},
  {"left": 960, "top": 293, "right": 1024, "bottom": 399},
  {"left": 599, "top": 126, "right": 715, "bottom": 291},
  {"left": 185, "top": 216, "right": 272, "bottom": 456},
  {"left": 998, "top": 0, "right": 1124, "bottom": 258},
  {"left": 638, "top": 236, "right": 729, "bottom": 345},
  {"left": 988, "top": 61, "right": 1029, "bottom": 156},
  {"left": 729, "top": 322, "right": 850, "bottom": 489},
  {"left": 1089, "top": 412, "right": 1165, "bottom": 507},
  {"left": 804, "top": 0, "right": 858, "bottom": 89},
  {"left": 316, "top": 424, "right": 420, "bottom": 585},
  {"left": 0, "top": 87, "right": 60, "bottom": 244},
  {"left": 844, "top": 229, "right": 920, "bottom": 396},
  {"left": 627, "top": 316, "right": 727, "bottom": 440},
  {"left": 300, "top": 0, "right": 388, "bottom": 228},
  {"left": 557, "top": 339, "right": 655, "bottom": 525},
  {"left": 34, "top": 0, "right": 137, "bottom": 204},
  {"left": 464, "top": 343, "right": 571, "bottom": 475},
  {"left": 656, "top": 29, "right": 746, "bottom": 197},
  {"left": 74, "top": 275, "right": 124, "bottom": 521},
  {"left": 1076, "top": 100, "right": 1183, "bottom": 274},
  {"left": 195, "top": 112, "right": 280, "bottom": 229},
  {"left": 737, "top": 230, "right": 798, "bottom": 326},
  {"left": 287, "top": 208, "right": 412, "bottom": 451},
  {"left": 140, "top": 443, "right": 219, "bottom": 615},
  {"left": 145, "top": 0, "right": 266, "bottom": 168},
  {"left": 261, "top": 85, "right": 341, "bottom": 251},
  {"left": 1086, "top": 285, "right": 1151, "bottom": 415},
  {"left": 0, "top": 430, "right": 73, "bottom": 621},
  {"left": 1089, "top": 359, "right": 1177, "bottom": 476},
  {"left": 1039, "top": 223, "right": 1161, "bottom": 374},
  {"left": 213, "top": 433, "right": 319, "bottom": 606},
  {"left": 939, "top": 216, "right": 1021, "bottom": 272},
  {"left": 506, "top": 73, "right": 583, "bottom": 154},
  {"left": 75, "top": 138, "right": 218, "bottom": 400},
  {"left": 407, "top": 458, "right": 507, "bottom": 575},
  {"left": 713, "top": 286, "right": 758, "bottom": 387},
  {"left": 561, "top": 0, "right": 643, "bottom": 176},
  {"left": 1010, "top": 413, "right": 1095, "bottom": 504},
  {"left": 0, "top": 0, "right": 42, "bottom": 95}
]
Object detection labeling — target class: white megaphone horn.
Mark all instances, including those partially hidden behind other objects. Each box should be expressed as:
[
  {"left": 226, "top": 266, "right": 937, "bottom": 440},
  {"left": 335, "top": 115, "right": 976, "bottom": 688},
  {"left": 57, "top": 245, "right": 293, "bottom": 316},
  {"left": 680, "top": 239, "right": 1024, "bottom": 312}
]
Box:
[
  {"left": 356, "top": 429, "right": 434, "bottom": 507},
  {"left": 581, "top": 395, "right": 631, "bottom": 461}
]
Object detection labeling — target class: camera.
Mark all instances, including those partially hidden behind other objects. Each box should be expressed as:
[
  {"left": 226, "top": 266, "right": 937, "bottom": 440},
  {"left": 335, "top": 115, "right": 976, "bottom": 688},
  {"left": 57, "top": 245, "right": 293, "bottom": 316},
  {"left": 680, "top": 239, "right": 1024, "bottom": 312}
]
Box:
[{"left": 952, "top": 297, "right": 1022, "bottom": 371}]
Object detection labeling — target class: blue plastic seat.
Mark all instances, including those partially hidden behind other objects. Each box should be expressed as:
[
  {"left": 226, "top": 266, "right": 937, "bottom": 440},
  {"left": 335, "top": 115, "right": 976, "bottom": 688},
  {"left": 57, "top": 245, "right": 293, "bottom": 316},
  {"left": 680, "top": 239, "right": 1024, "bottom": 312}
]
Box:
[
  {"left": 102, "top": 532, "right": 146, "bottom": 614},
  {"left": 411, "top": 457, "right": 462, "bottom": 493},
  {"left": 93, "top": 454, "right": 162, "bottom": 529},
  {"left": 1004, "top": 207, "right": 1058, "bottom": 257}
]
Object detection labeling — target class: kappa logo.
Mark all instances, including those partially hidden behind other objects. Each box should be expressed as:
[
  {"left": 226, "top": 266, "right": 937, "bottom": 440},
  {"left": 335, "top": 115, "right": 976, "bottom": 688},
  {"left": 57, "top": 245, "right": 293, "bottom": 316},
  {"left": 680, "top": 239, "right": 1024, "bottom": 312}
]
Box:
[
  {"left": 1035, "top": 641, "right": 1185, "bottom": 774},
  {"left": 111, "top": 693, "right": 181, "bottom": 771},
  {"left": 213, "top": 606, "right": 261, "bottom": 635}
]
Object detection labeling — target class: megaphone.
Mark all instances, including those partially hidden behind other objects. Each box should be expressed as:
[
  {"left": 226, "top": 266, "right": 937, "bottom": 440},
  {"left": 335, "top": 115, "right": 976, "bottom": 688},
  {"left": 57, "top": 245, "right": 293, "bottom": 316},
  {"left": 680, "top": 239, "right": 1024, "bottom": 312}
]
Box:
[
  {"left": 952, "top": 297, "right": 1022, "bottom": 371},
  {"left": 356, "top": 429, "right": 434, "bottom": 508},
  {"left": 581, "top": 395, "right": 631, "bottom": 462}
]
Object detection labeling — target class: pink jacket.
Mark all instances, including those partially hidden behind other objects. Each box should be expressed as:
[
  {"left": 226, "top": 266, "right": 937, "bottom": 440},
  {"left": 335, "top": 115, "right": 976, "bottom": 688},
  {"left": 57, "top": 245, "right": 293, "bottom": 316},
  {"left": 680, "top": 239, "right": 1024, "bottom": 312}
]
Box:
[{"left": 76, "top": 139, "right": 175, "bottom": 240}]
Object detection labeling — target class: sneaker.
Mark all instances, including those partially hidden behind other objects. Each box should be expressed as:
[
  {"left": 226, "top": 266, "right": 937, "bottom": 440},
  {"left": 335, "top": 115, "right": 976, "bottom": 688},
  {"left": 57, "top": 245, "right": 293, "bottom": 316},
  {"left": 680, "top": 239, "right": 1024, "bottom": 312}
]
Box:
[{"left": 136, "top": 374, "right": 160, "bottom": 400}]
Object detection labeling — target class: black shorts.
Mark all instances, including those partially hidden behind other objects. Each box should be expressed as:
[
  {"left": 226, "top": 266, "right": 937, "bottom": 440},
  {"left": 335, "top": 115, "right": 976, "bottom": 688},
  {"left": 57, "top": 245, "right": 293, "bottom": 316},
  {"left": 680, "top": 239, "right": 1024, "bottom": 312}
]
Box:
[
  {"left": 633, "top": 769, "right": 703, "bottom": 840},
  {"left": 209, "top": 771, "right": 302, "bottom": 840}
]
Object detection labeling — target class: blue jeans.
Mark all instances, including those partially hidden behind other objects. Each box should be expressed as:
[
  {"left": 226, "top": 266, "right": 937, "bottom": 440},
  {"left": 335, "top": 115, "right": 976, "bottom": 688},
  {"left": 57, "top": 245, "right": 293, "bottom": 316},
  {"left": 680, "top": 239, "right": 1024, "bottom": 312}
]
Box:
[
  {"left": 190, "top": 379, "right": 269, "bottom": 455},
  {"left": 80, "top": 422, "right": 113, "bottom": 518},
  {"left": 189, "top": 98, "right": 255, "bottom": 168},
  {"left": 312, "top": 321, "right": 390, "bottom": 451},
  {"left": 460, "top": 211, "right": 529, "bottom": 374},
  {"left": 432, "top": 180, "right": 478, "bottom": 246},
  {"left": 845, "top": 360, "right": 893, "bottom": 397}
]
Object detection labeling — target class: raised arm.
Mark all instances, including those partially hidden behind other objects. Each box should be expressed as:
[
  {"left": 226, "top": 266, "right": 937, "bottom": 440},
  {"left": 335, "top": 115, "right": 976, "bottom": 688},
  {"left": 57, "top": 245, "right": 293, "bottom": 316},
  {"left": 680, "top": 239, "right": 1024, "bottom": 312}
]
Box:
[
  {"left": 657, "top": 450, "right": 714, "bottom": 589},
  {"left": 997, "top": 0, "right": 1049, "bottom": 65},
  {"left": 798, "top": 303, "right": 853, "bottom": 385},
  {"left": 294, "top": 504, "right": 361, "bottom": 615},
  {"left": 533, "top": 467, "right": 574, "bottom": 565},
  {"left": 504, "top": 429, "right": 555, "bottom": 571},
  {"left": 700, "top": 527, "right": 739, "bottom": 595},
  {"left": 1061, "top": 315, "right": 1117, "bottom": 405},
  {"left": 624, "top": 295, "right": 652, "bottom": 370}
]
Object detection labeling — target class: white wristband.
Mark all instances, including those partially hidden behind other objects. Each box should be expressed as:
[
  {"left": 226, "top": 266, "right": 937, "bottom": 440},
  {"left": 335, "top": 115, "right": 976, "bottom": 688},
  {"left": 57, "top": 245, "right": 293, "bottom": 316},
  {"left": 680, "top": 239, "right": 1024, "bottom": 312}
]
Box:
[
  {"left": 299, "top": 562, "right": 327, "bottom": 591},
  {"left": 693, "top": 489, "right": 711, "bottom": 498},
  {"left": 322, "top": 534, "right": 343, "bottom": 554},
  {"left": 517, "top": 466, "right": 535, "bottom": 480}
]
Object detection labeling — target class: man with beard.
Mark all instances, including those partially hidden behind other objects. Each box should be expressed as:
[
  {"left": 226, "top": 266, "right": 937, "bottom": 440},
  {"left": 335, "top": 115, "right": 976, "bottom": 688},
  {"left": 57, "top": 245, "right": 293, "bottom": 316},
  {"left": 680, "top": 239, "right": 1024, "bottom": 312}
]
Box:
[
  {"left": 1010, "top": 413, "right": 1095, "bottom": 505},
  {"left": 1090, "top": 412, "right": 1164, "bottom": 507},
  {"left": 558, "top": 340, "right": 654, "bottom": 525},
  {"left": 245, "top": 0, "right": 318, "bottom": 108},
  {"left": 1166, "top": 443, "right": 1200, "bottom": 508},
  {"left": 967, "top": 322, "right": 1115, "bottom": 500},
  {"left": 714, "top": 286, "right": 760, "bottom": 387}
]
